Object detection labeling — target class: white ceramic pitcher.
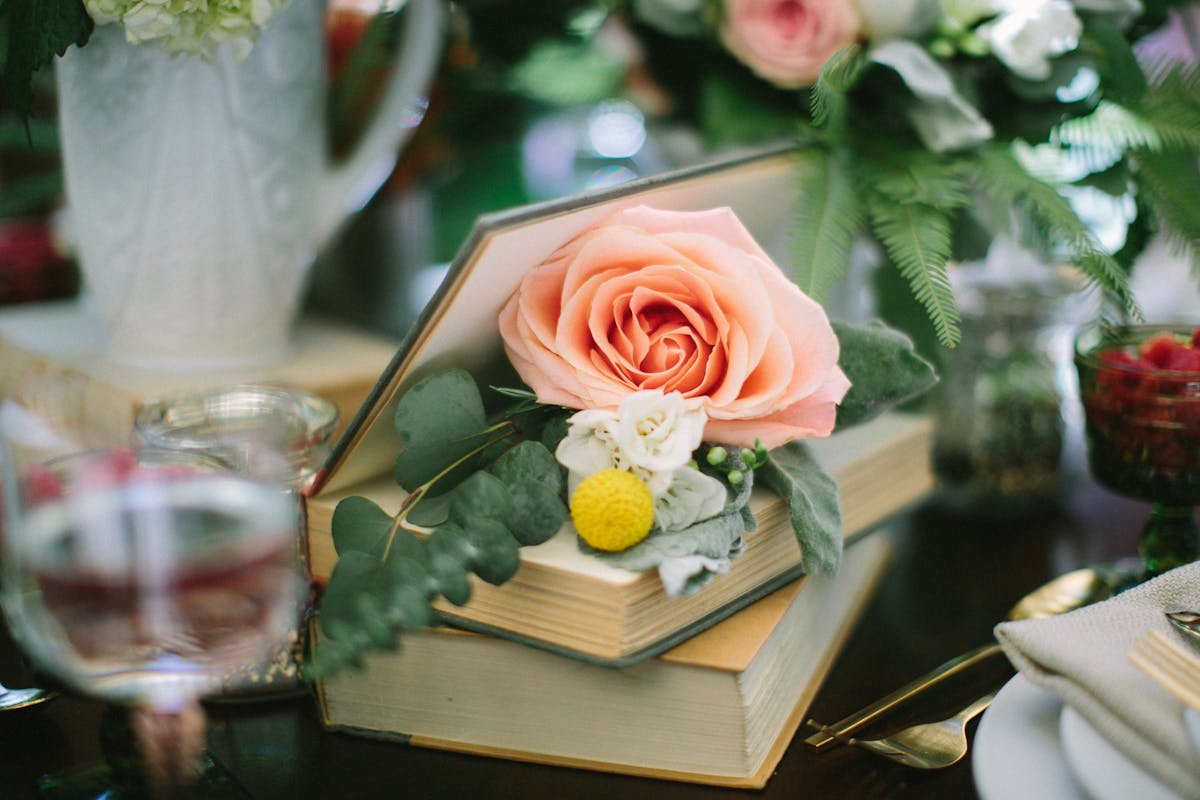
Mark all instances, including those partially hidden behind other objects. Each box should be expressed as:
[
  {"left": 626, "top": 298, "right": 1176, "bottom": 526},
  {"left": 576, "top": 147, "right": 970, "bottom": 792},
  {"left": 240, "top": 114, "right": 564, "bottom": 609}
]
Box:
[{"left": 55, "top": 0, "right": 444, "bottom": 370}]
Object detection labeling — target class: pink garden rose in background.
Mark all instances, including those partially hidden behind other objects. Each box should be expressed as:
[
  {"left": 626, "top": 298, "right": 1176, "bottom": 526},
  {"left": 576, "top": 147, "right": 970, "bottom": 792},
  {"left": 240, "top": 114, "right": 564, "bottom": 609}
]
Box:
[
  {"left": 719, "top": 0, "right": 861, "bottom": 88},
  {"left": 498, "top": 205, "right": 850, "bottom": 449}
]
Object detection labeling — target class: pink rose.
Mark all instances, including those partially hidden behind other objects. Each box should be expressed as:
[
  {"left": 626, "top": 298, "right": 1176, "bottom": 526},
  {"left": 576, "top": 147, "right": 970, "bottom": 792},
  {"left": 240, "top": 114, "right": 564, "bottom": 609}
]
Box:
[
  {"left": 720, "top": 0, "right": 861, "bottom": 89},
  {"left": 498, "top": 205, "right": 850, "bottom": 449}
]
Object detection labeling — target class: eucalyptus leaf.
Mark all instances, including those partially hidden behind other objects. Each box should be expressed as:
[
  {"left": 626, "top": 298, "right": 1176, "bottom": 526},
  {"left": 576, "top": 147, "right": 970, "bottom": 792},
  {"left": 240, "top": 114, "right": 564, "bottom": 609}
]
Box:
[
  {"left": 450, "top": 471, "right": 515, "bottom": 527},
  {"left": 490, "top": 440, "right": 564, "bottom": 496},
  {"left": 425, "top": 524, "right": 474, "bottom": 605},
  {"left": 505, "top": 478, "right": 567, "bottom": 545},
  {"left": 331, "top": 496, "right": 394, "bottom": 558},
  {"left": 758, "top": 442, "right": 842, "bottom": 575},
  {"left": 392, "top": 368, "right": 491, "bottom": 487},
  {"left": 462, "top": 517, "right": 522, "bottom": 585},
  {"left": 833, "top": 320, "right": 939, "bottom": 427},
  {"left": 405, "top": 492, "right": 453, "bottom": 528},
  {"left": 383, "top": 527, "right": 428, "bottom": 566},
  {"left": 319, "top": 551, "right": 389, "bottom": 639}
]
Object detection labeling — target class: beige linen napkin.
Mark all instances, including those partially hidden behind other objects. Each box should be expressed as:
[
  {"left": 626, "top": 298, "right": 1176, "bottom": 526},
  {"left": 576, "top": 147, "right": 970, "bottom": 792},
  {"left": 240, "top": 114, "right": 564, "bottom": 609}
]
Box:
[{"left": 995, "top": 562, "right": 1200, "bottom": 799}]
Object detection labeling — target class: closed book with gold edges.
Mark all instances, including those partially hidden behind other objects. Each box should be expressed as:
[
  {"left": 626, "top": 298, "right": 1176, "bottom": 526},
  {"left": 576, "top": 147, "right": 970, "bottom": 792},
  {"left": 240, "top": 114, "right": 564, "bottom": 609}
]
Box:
[{"left": 315, "top": 531, "right": 893, "bottom": 788}]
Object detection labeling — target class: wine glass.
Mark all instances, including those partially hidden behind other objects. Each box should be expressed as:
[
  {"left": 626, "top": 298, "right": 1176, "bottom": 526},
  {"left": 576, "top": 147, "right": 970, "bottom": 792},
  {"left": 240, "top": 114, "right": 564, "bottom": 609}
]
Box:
[
  {"left": 1074, "top": 323, "right": 1200, "bottom": 577},
  {"left": 0, "top": 438, "right": 303, "bottom": 797}
]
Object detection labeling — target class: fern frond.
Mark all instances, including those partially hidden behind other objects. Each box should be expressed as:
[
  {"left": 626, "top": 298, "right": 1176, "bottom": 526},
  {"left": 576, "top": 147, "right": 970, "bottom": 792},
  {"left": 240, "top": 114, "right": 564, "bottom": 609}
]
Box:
[
  {"left": 1014, "top": 140, "right": 1124, "bottom": 184},
  {"left": 790, "top": 148, "right": 862, "bottom": 303},
  {"left": 1132, "top": 97, "right": 1200, "bottom": 151},
  {"left": 822, "top": 43, "right": 868, "bottom": 91},
  {"left": 866, "top": 195, "right": 960, "bottom": 347},
  {"left": 974, "top": 146, "right": 1140, "bottom": 318},
  {"left": 856, "top": 150, "right": 971, "bottom": 210},
  {"left": 810, "top": 44, "right": 866, "bottom": 128},
  {"left": 1133, "top": 147, "right": 1200, "bottom": 268},
  {"left": 1053, "top": 102, "right": 1162, "bottom": 152}
]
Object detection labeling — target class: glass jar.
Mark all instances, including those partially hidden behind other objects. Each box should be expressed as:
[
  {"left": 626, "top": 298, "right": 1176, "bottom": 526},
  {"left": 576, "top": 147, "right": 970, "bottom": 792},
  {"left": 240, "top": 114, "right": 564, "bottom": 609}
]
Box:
[
  {"left": 134, "top": 384, "right": 339, "bottom": 699},
  {"left": 930, "top": 279, "right": 1076, "bottom": 515}
]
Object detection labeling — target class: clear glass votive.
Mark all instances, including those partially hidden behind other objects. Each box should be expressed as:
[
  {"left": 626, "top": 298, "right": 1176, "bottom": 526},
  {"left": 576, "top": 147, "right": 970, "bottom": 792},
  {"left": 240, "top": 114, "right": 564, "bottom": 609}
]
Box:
[
  {"left": 133, "top": 384, "right": 339, "bottom": 700},
  {"left": 133, "top": 384, "right": 339, "bottom": 492}
]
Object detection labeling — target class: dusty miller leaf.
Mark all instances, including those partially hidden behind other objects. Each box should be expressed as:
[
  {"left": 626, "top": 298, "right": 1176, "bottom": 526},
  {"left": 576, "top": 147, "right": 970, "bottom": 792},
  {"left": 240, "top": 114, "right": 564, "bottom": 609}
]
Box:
[
  {"left": 758, "top": 442, "right": 842, "bottom": 575},
  {"left": 834, "top": 320, "right": 939, "bottom": 428}
]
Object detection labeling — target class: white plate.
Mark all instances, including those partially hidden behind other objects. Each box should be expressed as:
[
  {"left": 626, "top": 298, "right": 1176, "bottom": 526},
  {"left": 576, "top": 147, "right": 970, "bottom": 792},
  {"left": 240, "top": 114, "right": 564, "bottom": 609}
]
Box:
[
  {"left": 1058, "top": 706, "right": 1177, "bottom": 800},
  {"left": 973, "top": 675, "right": 1086, "bottom": 800},
  {"left": 974, "top": 675, "right": 1184, "bottom": 800},
  {"left": 1187, "top": 709, "right": 1200, "bottom": 758}
]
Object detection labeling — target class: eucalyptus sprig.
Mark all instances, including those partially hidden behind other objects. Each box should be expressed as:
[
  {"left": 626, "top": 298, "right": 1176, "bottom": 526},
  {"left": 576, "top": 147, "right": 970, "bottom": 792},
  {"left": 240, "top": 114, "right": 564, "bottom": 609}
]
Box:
[{"left": 306, "top": 368, "right": 571, "bottom": 678}]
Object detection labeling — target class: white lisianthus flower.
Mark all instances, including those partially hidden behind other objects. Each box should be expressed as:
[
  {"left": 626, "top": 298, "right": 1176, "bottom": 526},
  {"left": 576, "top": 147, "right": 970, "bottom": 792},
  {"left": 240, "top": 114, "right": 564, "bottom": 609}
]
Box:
[
  {"left": 654, "top": 466, "right": 729, "bottom": 532},
  {"left": 615, "top": 390, "right": 707, "bottom": 474},
  {"left": 556, "top": 407, "right": 674, "bottom": 498},
  {"left": 83, "top": 0, "right": 291, "bottom": 59},
  {"left": 556, "top": 389, "right": 714, "bottom": 517},
  {"left": 976, "top": 0, "right": 1083, "bottom": 80}
]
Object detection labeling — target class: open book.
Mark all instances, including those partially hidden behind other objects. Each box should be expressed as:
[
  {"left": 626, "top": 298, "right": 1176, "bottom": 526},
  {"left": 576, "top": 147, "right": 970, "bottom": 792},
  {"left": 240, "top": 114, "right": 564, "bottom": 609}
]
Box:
[
  {"left": 307, "top": 411, "right": 930, "bottom": 665},
  {"left": 302, "top": 144, "right": 933, "bottom": 666},
  {"left": 316, "top": 530, "right": 893, "bottom": 787}
]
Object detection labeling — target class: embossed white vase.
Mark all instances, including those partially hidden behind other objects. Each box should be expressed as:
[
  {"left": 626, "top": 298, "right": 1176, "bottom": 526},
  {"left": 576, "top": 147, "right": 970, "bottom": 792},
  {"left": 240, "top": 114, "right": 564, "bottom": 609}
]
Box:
[{"left": 55, "top": 0, "right": 443, "bottom": 370}]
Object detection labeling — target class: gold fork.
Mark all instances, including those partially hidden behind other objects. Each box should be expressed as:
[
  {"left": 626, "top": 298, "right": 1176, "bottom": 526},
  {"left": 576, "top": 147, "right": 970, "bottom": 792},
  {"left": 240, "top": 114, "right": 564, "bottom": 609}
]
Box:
[
  {"left": 846, "top": 692, "right": 996, "bottom": 770},
  {"left": 1128, "top": 629, "right": 1200, "bottom": 712}
]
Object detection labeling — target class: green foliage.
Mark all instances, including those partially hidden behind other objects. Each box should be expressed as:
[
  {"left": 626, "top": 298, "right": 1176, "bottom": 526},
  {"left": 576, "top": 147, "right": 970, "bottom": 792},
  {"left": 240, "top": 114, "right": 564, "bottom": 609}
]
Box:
[
  {"left": 833, "top": 320, "right": 939, "bottom": 427},
  {"left": 790, "top": 148, "right": 861, "bottom": 303},
  {"left": 1082, "top": 18, "right": 1147, "bottom": 101},
  {"left": 865, "top": 192, "right": 961, "bottom": 348},
  {"left": 1053, "top": 102, "right": 1164, "bottom": 153},
  {"left": 698, "top": 69, "right": 799, "bottom": 149},
  {"left": 809, "top": 44, "right": 866, "bottom": 133},
  {"left": 0, "top": 0, "right": 91, "bottom": 117},
  {"left": 307, "top": 372, "right": 571, "bottom": 678},
  {"left": 508, "top": 38, "right": 625, "bottom": 107},
  {"left": 757, "top": 442, "right": 842, "bottom": 575},
  {"left": 1133, "top": 146, "right": 1200, "bottom": 268},
  {"left": 328, "top": 8, "right": 405, "bottom": 151},
  {"left": 973, "top": 145, "right": 1139, "bottom": 319}
]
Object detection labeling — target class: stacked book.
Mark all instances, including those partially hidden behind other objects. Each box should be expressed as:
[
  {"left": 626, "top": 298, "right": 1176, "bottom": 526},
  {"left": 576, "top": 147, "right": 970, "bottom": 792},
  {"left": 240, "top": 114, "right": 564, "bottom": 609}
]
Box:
[
  {"left": 307, "top": 415, "right": 928, "bottom": 787},
  {"left": 301, "top": 147, "right": 934, "bottom": 788}
]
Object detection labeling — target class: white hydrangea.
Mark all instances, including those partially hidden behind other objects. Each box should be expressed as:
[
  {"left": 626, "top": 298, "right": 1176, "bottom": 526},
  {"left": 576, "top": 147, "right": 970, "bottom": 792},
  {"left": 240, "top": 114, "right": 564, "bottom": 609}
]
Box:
[
  {"left": 976, "top": 0, "right": 1083, "bottom": 80},
  {"left": 84, "top": 0, "right": 292, "bottom": 59}
]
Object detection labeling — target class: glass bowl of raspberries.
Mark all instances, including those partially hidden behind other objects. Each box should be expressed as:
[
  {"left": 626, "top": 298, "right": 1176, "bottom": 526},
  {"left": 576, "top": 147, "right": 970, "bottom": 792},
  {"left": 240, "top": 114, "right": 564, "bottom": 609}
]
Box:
[{"left": 1075, "top": 324, "right": 1200, "bottom": 576}]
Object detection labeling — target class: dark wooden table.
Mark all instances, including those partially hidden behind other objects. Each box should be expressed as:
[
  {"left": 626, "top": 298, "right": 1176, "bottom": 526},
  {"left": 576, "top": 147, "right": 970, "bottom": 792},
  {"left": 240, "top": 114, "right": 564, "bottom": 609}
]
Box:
[{"left": 0, "top": 472, "right": 1149, "bottom": 800}]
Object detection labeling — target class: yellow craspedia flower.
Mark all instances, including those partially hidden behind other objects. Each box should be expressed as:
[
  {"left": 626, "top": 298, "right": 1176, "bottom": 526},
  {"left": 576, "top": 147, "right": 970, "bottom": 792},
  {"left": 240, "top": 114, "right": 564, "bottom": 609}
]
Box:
[{"left": 570, "top": 468, "right": 655, "bottom": 552}]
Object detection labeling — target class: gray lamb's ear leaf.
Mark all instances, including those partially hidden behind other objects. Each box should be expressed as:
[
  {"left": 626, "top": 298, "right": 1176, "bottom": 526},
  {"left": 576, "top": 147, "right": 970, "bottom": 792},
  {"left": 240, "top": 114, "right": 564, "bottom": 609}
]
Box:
[
  {"left": 757, "top": 441, "right": 842, "bottom": 575},
  {"left": 834, "top": 319, "right": 938, "bottom": 428}
]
